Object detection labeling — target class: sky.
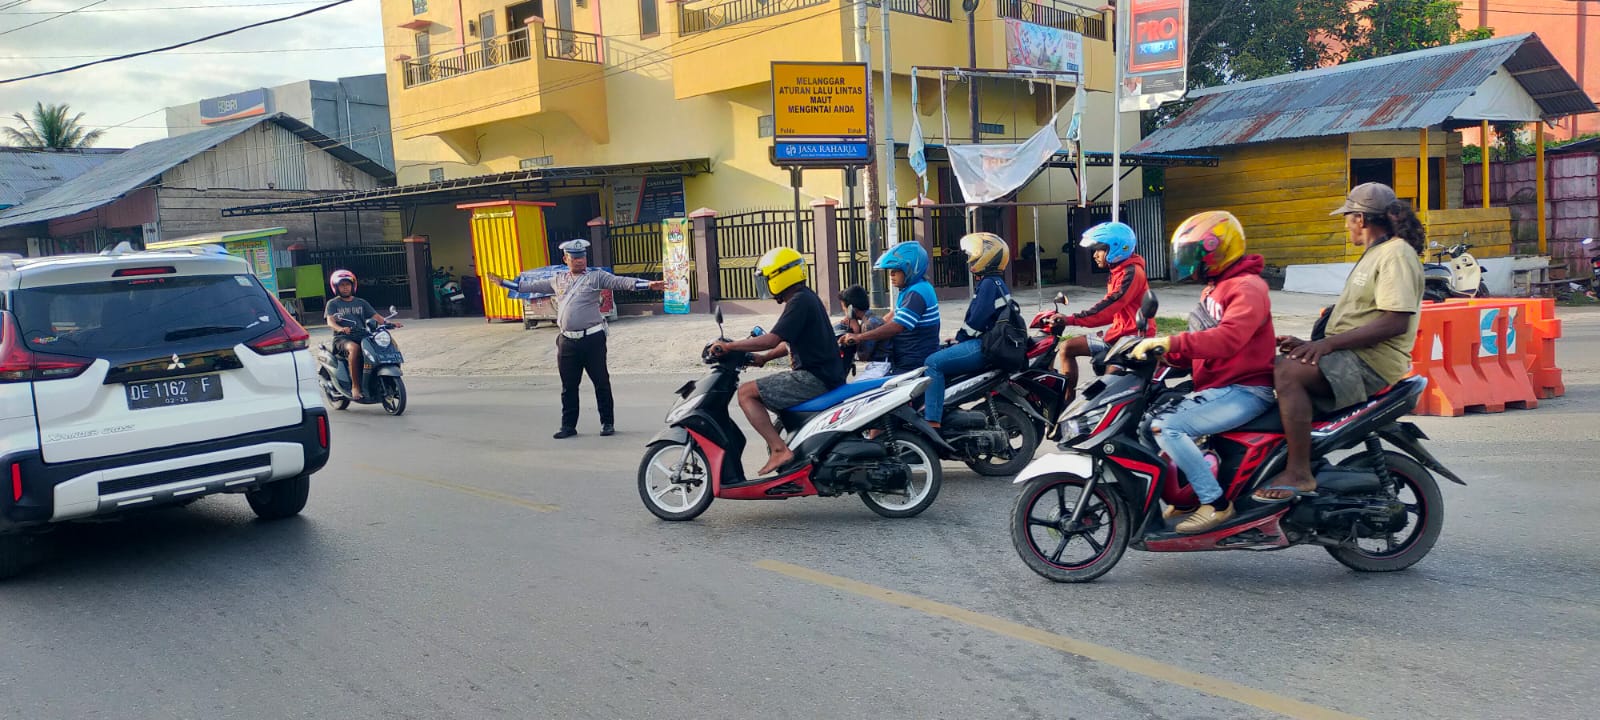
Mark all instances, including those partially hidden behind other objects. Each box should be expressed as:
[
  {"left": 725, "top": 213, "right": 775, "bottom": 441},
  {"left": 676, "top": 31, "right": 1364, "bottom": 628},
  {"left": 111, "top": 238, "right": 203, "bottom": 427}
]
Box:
[{"left": 0, "top": 0, "right": 385, "bottom": 148}]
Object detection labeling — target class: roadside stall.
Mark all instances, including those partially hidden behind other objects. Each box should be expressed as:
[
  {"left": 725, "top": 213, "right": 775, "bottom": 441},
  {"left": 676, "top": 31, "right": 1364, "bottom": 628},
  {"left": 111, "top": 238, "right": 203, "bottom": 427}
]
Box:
[
  {"left": 146, "top": 227, "right": 287, "bottom": 294},
  {"left": 456, "top": 200, "right": 555, "bottom": 322}
]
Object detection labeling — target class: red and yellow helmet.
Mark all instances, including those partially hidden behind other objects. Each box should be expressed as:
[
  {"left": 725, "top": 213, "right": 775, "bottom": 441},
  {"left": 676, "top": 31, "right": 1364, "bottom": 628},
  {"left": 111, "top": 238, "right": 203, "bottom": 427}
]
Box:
[{"left": 1171, "top": 211, "right": 1246, "bottom": 282}]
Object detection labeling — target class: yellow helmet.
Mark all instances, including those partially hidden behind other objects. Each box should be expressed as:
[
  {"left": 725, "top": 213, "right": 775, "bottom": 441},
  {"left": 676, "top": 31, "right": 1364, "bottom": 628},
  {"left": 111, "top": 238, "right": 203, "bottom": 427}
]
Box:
[
  {"left": 755, "top": 246, "right": 807, "bottom": 297},
  {"left": 1171, "top": 211, "right": 1246, "bottom": 282},
  {"left": 959, "top": 232, "right": 1010, "bottom": 275}
]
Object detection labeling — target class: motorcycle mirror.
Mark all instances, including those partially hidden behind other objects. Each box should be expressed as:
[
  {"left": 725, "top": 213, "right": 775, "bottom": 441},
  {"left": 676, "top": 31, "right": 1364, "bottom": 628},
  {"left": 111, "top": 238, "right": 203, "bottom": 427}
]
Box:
[
  {"left": 1585, "top": 237, "right": 1595, "bottom": 246},
  {"left": 1053, "top": 291, "right": 1067, "bottom": 306},
  {"left": 1430, "top": 241, "right": 1442, "bottom": 249},
  {"left": 714, "top": 305, "right": 726, "bottom": 340}
]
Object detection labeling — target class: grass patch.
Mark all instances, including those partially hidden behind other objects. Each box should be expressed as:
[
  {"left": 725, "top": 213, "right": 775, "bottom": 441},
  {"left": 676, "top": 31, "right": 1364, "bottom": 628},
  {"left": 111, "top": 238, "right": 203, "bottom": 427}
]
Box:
[{"left": 1154, "top": 316, "right": 1188, "bottom": 335}]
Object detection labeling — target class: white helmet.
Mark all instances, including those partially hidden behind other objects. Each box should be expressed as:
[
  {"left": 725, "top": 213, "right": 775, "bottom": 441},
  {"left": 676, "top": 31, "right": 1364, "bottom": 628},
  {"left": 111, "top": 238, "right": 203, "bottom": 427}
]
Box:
[{"left": 329, "top": 269, "right": 357, "bottom": 292}]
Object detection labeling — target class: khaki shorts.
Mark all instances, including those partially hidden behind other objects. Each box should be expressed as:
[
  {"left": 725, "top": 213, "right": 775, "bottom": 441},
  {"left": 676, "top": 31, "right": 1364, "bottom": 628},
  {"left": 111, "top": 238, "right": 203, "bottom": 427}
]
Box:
[
  {"left": 755, "top": 370, "right": 833, "bottom": 411},
  {"left": 1315, "top": 350, "right": 1391, "bottom": 413}
]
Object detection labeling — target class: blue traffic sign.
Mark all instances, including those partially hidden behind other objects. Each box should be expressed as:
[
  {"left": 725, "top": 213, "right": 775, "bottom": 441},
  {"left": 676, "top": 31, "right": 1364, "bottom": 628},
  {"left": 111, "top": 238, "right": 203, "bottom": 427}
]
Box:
[{"left": 774, "top": 141, "right": 871, "bottom": 162}]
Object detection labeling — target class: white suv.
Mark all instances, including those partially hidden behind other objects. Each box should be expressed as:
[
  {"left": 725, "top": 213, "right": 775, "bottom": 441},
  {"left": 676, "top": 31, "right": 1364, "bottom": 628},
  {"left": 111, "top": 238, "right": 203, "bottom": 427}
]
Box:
[{"left": 0, "top": 243, "right": 331, "bottom": 578}]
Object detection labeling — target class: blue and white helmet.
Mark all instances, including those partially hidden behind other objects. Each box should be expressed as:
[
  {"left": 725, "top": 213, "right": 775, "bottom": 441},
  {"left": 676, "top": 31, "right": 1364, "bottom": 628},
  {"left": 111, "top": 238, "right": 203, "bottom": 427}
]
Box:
[
  {"left": 873, "top": 241, "right": 930, "bottom": 284},
  {"left": 1080, "top": 222, "right": 1137, "bottom": 265}
]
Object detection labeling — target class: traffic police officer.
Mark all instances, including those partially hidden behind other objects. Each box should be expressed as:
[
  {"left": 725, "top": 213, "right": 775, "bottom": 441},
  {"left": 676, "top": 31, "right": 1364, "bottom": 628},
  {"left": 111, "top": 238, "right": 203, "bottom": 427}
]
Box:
[{"left": 489, "top": 239, "right": 666, "bottom": 438}]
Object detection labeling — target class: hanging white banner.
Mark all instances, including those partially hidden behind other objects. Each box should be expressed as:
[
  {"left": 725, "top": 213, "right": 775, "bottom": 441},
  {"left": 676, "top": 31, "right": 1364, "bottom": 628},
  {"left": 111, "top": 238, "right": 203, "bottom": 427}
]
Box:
[{"left": 945, "top": 116, "right": 1062, "bottom": 204}]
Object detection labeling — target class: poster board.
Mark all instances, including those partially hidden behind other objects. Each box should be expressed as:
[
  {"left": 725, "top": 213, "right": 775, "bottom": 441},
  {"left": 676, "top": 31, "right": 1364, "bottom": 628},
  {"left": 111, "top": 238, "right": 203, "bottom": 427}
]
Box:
[{"left": 662, "top": 218, "right": 691, "bottom": 315}]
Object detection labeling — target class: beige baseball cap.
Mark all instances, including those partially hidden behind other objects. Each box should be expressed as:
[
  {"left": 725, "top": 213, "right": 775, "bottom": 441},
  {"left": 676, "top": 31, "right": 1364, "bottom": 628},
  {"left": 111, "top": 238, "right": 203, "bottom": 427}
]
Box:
[{"left": 1331, "top": 182, "right": 1399, "bottom": 216}]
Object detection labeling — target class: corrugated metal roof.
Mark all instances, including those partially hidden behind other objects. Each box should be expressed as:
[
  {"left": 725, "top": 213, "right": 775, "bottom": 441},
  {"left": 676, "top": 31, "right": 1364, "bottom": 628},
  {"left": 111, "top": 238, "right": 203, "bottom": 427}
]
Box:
[
  {"left": 0, "top": 148, "right": 121, "bottom": 209},
  {"left": 0, "top": 114, "right": 394, "bottom": 230},
  {"left": 1132, "top": 34, "right": 1597, "bottom": 155}
]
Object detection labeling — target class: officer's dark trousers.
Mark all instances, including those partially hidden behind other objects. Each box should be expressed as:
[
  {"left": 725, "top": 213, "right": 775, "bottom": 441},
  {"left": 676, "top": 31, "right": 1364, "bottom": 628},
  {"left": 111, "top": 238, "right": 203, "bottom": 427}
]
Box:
[{"left": 556, "top": 331, "right": 613, "bottom": 429}]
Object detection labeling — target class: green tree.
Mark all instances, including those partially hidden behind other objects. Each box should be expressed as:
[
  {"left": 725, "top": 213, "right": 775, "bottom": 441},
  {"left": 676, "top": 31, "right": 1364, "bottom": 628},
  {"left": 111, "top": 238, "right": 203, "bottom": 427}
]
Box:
[
  {"left": 1338, "top": 0, "right": 1492, "bottom": 62},
  {"left": 2, "top": 102, "right": 105, "bottom": 149}
]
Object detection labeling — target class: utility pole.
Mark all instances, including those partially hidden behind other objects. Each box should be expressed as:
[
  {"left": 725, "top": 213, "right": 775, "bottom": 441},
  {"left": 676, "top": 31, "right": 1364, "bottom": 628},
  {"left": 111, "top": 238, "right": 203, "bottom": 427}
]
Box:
[
  {"left": 1110, "top": 0, "right": 1123, "bottom": 223},
  {"left": 965, "top": 0, "right": 980, "bottom": 143},
  {"left": 880, "top": 0, "right": 900, "bottom": 262},
  {"left": 854, "top": 0, "right": 884, "bottom": 307}
]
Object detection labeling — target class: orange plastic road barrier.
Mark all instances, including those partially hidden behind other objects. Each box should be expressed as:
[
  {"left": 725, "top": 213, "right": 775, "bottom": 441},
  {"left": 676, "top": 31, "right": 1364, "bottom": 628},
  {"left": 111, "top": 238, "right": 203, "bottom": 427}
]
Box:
[
  {"left": 1437, "top": 298, "right": 1564, "bottom": 399},
  {"left": 1408, "top": 299, "right": 1549, "bottom": 416}
]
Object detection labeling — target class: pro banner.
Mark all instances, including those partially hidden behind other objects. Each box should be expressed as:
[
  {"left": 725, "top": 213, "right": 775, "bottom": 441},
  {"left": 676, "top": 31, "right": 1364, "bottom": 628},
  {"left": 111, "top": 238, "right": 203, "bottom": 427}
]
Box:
[
  {"left": 662, "top": 218, "right": 692, "bottom": 315},
  {"left": 1119, "top": 0, "right": 1189, "bottom": 112}
]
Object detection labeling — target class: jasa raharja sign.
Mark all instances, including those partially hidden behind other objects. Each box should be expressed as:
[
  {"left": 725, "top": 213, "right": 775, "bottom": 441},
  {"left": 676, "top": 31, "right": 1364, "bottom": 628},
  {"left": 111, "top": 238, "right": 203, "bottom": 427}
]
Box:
[{"left": 200, "top": 88, "right": 272, "bottom": 125}]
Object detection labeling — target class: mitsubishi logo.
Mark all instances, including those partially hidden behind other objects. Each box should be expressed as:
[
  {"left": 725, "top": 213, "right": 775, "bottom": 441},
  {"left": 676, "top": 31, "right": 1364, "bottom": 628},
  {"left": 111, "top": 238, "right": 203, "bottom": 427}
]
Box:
[{"left": 167, "top": 354, "right": 185, "bottom": 370}]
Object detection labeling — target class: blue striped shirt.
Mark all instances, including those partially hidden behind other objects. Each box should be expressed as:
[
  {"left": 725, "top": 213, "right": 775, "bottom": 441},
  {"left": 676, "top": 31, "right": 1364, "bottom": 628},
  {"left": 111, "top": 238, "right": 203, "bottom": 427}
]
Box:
[{"left": 890, "top": 280, "right": 941, "bottom": 372}]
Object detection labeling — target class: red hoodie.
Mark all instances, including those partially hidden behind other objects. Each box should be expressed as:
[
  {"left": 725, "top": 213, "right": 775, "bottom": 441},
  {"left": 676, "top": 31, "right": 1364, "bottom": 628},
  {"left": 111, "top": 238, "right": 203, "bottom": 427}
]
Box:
[
  {"left": 1166, "top": 254, "right": 1276, "bottom": 391},
  {"left": 1067, "top": 254, "right": 1151, "bottom": 342}
]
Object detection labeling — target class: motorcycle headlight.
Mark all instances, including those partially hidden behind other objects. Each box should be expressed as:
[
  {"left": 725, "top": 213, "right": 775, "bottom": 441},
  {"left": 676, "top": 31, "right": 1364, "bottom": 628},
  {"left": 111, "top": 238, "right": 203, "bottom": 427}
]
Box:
[
  {"left": 1059, "top": 400, "right": 1111, "bottom": 445},
  {"left": 665, "top": 394, "right": 704, "bottom": 423},
  {"left": 374, "top": 331, "right": 393, "bottom": 348}
]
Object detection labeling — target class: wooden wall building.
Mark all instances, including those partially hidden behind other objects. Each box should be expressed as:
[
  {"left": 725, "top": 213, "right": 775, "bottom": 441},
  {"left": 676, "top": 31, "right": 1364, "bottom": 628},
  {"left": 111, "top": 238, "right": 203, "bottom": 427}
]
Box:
[{"left": 1132, "top": 34, "right": 1594, "bottom": 272}]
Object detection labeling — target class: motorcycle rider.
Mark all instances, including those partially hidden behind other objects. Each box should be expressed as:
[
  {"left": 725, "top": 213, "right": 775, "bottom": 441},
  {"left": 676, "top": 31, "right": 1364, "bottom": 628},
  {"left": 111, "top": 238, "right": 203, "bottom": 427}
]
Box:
[
  {"left": 1130, "top": 212, "right": 1276, "bottom": 533},
  {"left": 841, "top": 242, "right": 941, "bottom": 375},
  {"left": 1257, "top": 183, "right": 1425, "bottom": 502},
  {"left": 324, "top": 269, "right": 400, "bottom": 401},
  {"left": 834, "top": 285, "right": 892, "bottom": 380},
  {"left": 921, "top": 232, "right": 1013, "bottom": 430},
  {"left": 709, "top": 247, "right": 846, "bottom": 475},
  {"left": 1053, "top": 222, "right": 1151, "bottom": 404}
]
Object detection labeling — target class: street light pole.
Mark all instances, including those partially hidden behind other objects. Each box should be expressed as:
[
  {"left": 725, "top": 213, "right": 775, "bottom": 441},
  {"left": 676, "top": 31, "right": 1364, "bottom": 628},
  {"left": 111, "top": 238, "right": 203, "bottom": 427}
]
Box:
[
  {"left": 855, "top": 0, "right": 883, "bottom": 307},
  {"left": 965, "top": 0, "right": 980, "bottom": 143},
  {"left": 880, "top": 0, "right": 900, "bottom": 255}
]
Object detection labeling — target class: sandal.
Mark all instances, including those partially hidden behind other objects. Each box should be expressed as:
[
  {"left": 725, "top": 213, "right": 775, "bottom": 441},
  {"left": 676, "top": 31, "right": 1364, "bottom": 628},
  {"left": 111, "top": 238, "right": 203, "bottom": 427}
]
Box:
[{"left": 1250, "top": 485, "right": 1315, "bottom": 504}]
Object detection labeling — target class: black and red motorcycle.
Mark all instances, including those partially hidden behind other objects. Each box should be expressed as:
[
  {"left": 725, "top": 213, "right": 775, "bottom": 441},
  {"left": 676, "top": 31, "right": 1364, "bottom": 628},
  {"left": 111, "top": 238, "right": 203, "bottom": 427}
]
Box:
[{"left": 1009, "top": 336, "right": 1465, "bottom": 583}]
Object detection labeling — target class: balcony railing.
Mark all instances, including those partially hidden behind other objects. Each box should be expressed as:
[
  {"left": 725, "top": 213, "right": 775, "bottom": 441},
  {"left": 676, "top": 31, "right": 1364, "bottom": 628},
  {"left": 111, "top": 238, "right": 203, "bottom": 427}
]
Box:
[
  {"left": 865, "top": 0, "right": 951, "bottom": 21},
  {"left": 678, "top": 0, "right": 829, "bottom": 34},
  {"left": 995, "top": 0, "right": 1106, "bottom": 40},
  {"left": 402, "top": 26, "right": 601, "bottom": 88}
]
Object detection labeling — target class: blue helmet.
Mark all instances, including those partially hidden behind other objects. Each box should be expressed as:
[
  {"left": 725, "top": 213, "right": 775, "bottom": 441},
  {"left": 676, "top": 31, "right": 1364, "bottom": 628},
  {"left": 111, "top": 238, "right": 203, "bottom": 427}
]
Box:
[
  {"left": 1080, "top": 222, "right": 1138, "bottom": 265},
  {"left": 873, "top": 241, "right": 929, "bottom": 283}
]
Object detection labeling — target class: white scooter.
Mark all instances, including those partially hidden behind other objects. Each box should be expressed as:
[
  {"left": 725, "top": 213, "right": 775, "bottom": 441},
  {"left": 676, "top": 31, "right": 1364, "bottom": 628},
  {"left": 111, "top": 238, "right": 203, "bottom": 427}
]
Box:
[{"left": 1423, "top": 233, "right": 1487, "bottom": 302}]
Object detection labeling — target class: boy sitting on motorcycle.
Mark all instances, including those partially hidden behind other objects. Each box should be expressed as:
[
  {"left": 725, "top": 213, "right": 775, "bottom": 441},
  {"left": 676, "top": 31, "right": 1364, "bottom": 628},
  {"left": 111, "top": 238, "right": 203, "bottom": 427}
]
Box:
[
  {"left": 921, "top": 232, "right": 1013, "bottom": 431},
  {"left": 1131, "top": 212, "right": 1276, "bottom": 534},
  {"left": 834, "top": 285, "right": 892, "bottom": 380},
  {"left": 1054, "top": 222, "right": 1151, "bottom": 405}
]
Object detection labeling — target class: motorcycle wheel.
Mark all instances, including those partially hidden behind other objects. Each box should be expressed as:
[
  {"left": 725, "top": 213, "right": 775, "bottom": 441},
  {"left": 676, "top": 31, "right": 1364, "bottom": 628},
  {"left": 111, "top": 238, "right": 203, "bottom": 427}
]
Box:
[
  {"left": 1010, "top": 474, "right": 1130, "bottom": 583},
  {"left": 638, "top": 440, "right": 713, "bottom": 521},
  {"left": 322, "top": 383, "right": 349, "bottom": 411},
  {"left": 1325, "top": 451, "right": 1443, "bottom": 573},
  {"left": 861, "top": 435, "right": 942, "bottom": 518},
  {"left": 965, "top": 401, "right": 1040, "bottom": 477},
  {"left": 380, "top": 377, "right": 407, "bottom": 416}
]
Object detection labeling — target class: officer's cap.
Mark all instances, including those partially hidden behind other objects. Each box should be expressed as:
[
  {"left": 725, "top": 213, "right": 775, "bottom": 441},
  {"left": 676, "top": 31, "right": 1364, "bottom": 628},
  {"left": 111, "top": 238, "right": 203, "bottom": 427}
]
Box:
[{"left": 560, "top": 239, "right": 590, "bottom": 257}]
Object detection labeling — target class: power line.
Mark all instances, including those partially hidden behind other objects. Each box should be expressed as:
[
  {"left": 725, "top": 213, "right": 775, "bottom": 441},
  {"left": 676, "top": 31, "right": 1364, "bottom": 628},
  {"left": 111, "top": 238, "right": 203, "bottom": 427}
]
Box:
[
  {"left": 0, "top": 0, "right": 35, "bottom": 11},
  {"left": 0, "top": 0, "right": 112, "bottom": 37},
  {"left": 0, "top": 0, "right": 355, "bottom": 84},
  {"left": 0, "top": 0, "right": 880, "bottom": 220},
  {"left": 2, "top": 0, "right": 318, "bottom": 14}
]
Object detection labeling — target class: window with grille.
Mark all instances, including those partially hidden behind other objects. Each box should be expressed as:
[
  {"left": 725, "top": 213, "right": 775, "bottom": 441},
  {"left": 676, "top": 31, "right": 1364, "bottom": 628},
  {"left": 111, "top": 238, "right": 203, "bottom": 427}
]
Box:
[
  {"left": 639, "top": 0, "right": 659, "bottom": 37},
  {"left": 429, "top": 168, "right": 445, "bottom": 182},
  {"left": 412, "top": 0, "right": 426, "bottom": 14}
]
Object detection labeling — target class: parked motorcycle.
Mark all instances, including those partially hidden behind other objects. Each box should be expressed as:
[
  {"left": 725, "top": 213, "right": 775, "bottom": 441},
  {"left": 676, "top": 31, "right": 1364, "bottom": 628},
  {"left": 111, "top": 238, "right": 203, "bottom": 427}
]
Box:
[
  {"left": 1009, "top": 336, "right": 1463, "bottom": 583},
  {"left": 316, "top": 307, "right": 407, "bottom": 415},
  {"left": 1583, "top": 237, "right": 1598, "bottom": 300},
  {"left": 1423, "top": 234, "right": 1487, "bottom": 302},
  {"left": 639, "top": 308, "right": 950, "bottom": 521},
  {"left": 432, "top": 266, "right": 466, "bottom": 317}
]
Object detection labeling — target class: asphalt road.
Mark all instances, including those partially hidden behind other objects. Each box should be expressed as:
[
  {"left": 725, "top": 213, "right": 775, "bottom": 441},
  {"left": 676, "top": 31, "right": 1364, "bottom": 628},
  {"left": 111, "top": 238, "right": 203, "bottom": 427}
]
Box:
[{"left": 4, "top": 313, "right": 1599, "bottom": 719}]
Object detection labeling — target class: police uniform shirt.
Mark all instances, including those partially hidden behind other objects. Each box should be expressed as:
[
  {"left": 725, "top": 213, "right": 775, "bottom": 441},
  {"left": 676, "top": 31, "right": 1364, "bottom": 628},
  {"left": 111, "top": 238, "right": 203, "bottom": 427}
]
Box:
[{"left": 512, "top": 270, "right": 654, "bottom": 333}]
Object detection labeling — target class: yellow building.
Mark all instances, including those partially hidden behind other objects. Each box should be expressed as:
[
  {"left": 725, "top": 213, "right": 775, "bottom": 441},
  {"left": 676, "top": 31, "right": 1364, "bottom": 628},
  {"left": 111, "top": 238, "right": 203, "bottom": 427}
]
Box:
[{"left": 359, "top": 0, "right": 1140, "bottom": 277}]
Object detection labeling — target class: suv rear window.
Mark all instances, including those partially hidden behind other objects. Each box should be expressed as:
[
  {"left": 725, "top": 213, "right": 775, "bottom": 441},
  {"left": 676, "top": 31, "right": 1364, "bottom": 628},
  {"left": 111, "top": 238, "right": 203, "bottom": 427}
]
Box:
[{"left": 12, "top": 274, "right": 283, "bottom": 356}]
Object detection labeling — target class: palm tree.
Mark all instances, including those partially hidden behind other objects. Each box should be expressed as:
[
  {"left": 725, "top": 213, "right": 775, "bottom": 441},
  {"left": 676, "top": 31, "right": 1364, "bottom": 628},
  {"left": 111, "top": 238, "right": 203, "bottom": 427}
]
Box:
[{"left": 3, "top": 102, "right": 105, "bottom": 149}]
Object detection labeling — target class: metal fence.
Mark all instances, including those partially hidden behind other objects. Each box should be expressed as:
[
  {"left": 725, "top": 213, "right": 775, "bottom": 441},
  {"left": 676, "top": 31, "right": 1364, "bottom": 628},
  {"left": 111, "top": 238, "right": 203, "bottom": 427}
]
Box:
[
  {"left": 307, "top": 244, "right": 412, "bottom": 310},
  {"left": 867, "top": 0, "right": 951, "bottom": 21},
  {"left": 836, "top": 206, "right": 917, "bottom": 292},
  {"left": 1122, "top": 196, "right": 1168, "bottom": 281},
  {"left": 543, "top": 28, "right": 602, "bottom": 64},
  {"left": 605, "top": 221, "right": 698, "bottom": 305},
  {"left": 714, "top": 209, "right": 815, "bottom": 300},
  {"left": 995, "top": 0, "right": 1107, "bottom": 39},
  {"left": 679, "top": 0, "right": 829, "bottom": 33}
]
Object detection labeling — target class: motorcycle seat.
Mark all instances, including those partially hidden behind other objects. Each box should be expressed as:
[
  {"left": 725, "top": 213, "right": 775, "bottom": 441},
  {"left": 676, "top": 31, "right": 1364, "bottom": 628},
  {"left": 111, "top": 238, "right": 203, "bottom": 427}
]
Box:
[
  {"left": 786, "top": 376, "right": 893, "bottom": 412},
  {"left": 1229, "top": 379, "right": 1414, "bottom": 434}
]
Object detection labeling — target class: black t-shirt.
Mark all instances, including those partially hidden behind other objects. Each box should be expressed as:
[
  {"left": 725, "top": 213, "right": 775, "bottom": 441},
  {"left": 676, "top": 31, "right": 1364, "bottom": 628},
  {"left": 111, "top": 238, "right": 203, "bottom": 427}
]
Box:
[
  {"left": 326, "top": 297, "right": 379, "bottom": 329},
  {"left": 773, "top": 286, "right": 845, "bottom": 388}
]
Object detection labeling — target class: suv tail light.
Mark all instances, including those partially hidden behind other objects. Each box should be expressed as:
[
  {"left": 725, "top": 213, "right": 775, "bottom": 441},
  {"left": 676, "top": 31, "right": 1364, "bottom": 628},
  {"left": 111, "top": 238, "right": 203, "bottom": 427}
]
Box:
[
  {"left": 248, "top": 296, "right": 311, "bottom": 355},
  {"left": 10, "top": 463, "right": 20, "bottom": 502},
  {"left": 0, "top": 315, "right": 91, "bottom": 383}
]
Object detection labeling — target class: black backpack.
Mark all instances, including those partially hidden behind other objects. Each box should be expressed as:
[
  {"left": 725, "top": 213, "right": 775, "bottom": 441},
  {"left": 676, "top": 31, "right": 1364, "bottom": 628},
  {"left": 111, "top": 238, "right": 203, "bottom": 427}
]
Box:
[{"left": 981, "top": 295, "right": 1030, "bottom": 372}]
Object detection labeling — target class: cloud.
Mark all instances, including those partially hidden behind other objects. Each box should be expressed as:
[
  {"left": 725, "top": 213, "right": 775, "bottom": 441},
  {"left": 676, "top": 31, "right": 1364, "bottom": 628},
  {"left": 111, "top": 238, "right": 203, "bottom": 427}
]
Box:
[{"left": 0, "top": 0, "right": 385, "bottom": 147}]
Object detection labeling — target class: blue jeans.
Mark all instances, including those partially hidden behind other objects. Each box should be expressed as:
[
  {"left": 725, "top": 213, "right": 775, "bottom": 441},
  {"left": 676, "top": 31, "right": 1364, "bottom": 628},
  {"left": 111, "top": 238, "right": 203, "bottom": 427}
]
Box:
[
  {"left": 1150, "top": 384, "right": 1276, "bottom": 505},
  {"left": 922, "top": 340, "right": 988, "bottom": 423}
]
